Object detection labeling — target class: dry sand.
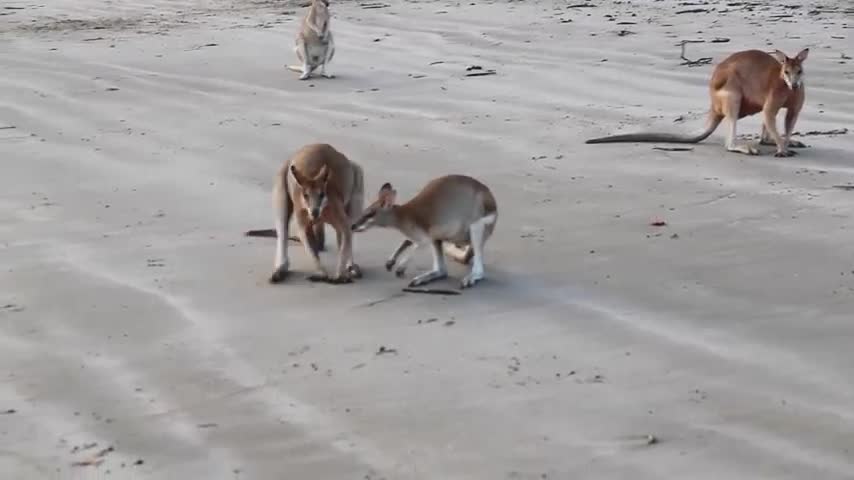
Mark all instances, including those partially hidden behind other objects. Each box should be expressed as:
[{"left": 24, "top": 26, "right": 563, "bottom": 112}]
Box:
[{"left": 2, "top": 0, "right": 854, "bottom": 478}]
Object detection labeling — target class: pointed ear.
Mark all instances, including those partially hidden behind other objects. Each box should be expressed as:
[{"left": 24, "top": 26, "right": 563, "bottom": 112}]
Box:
[
  {"left": 378, "top": 182, "right": 396, "bottom": 207},
  {"left": 771, "top": 50, "right": 787, "bottom": 64},
  {"left": 290, "top": 165, "right": 308, "bottom": 187},
  {"left": 314, "top": 165, "right": 330, "bottom": 184},
  {"left": 795, "top": 48, "right": 809, "bottom": 62}
]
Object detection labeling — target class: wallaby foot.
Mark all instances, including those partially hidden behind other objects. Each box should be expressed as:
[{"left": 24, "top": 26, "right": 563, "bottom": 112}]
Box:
[
  {"left": 347, "top": 263, "right": 362, "bottom": 279},
  {"left": 775, "top": 150, "right": 797, "bottom": 157},
  {"left": 269, "top": 264, "right": 289, "bottom": 284},
  {"left": 727, "top": 144, "right": 759, "bottom": 155},
  {"left": 460, "top": 271, "right": 484, "bottom": 289},
  {"left": 408, "top": 270, "right": 447, "bottom": 287}
]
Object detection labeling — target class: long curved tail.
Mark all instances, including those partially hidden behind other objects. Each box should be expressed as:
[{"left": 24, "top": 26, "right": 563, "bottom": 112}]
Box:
[{"left": 586, "top": 112, "right": 723, "bottom": 145}]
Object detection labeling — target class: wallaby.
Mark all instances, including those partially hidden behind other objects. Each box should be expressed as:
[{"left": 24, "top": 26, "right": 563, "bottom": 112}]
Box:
[
  {"left": 352, "top": 175, "right": 498, "bottom": 289},
  {"left": 586, "top": 48, "right": 809, "bottom": 157},
  {"left": 254, "top": 143, "right": 363, "bottom": 284},
  {"left": 286, "top": 0, "right": 335, "bottom": 80}
]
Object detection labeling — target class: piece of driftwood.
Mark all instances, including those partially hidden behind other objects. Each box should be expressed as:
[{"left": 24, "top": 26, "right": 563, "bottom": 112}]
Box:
[
  {"left": 402, "top": 287, "right": 462, "bottom": 295},
  {"left": 678, "top": 40, "right": 712, "bottom": 67},
  {"left": 832, "top": 185, "right": 854, "bottom": 191},
  {"left": 243, "top": 229, "right": 300, "bottom": 242},
  {"left": 793, "top": 128, "right": 848, "bottom": 136},
  {"left": 653, "top": 146, "right": 694, "bottom": 151},
  {"left": 465, "top": 70, "right": 497, "bottom": 77}
]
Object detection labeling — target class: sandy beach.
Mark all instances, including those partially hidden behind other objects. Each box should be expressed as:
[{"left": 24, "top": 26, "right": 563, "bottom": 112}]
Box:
[{"left": 2, "top": 0, "right": 854, "bottom": 478}]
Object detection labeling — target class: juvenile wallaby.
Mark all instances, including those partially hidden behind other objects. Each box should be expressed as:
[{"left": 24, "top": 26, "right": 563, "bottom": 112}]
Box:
[
  {"left": 287, "top": 0, "right": 335, "bottom": 80},
  {"left": 256, "top": 143, "right": 363, "bottom": 284},
  {"left": 352, "top": 175, "right": 498, "bottom": 289},
  {"left": 586, "top": 48, "right": 810, "bottom": 157}
]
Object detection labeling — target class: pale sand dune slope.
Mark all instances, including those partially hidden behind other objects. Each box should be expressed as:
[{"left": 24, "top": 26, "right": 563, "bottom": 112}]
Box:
[{"left": 1, "top": 0, "right": 853, "bottom": 478}]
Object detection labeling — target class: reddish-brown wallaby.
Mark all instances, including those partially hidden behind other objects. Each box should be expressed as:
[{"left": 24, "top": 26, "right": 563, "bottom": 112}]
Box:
[{"left": 586, "top": 48, "right": 810, "bottom": 157}]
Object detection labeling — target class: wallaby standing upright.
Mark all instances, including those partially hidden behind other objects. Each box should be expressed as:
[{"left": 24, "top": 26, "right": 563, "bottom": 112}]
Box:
[
  {"left": 251, "top": 143, "right": 363, "bottom": 284},
  {"left": 287, "top": 0, "right": 335, "bottom": 80}
]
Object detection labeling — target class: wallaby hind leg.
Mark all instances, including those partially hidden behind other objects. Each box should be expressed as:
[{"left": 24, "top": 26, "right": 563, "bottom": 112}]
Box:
[
  {"left": 344, "top": 164, "right": 364, "bottom": 278},
  {"left": 327, "top": 224, "right": 355, "bottom": 284},
  {"left": 320, "top": 35, "right": 335, "bottom": 79},
  {"left": 721, "top": 91, "right": 759, "bottom": 155},
  {"left": 296, "top": 41, "right": 311, "bottom": 80},
  {"left": 270, "top": 179, "right": 294, "bottom": 284},
  {"left": 409, "top": 240, "right": 448, "bottom": 287},
  {"left": 461, "top": 220, "right": 488, "bottom": 289}
]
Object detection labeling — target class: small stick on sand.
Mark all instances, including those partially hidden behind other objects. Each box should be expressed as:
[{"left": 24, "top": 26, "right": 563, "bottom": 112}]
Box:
[
  {"left": 653, "top": 146, "right": 694, "bottom": 151},
  {"left": 465, "top": 70, "right": 497, "bottom": 77},
  {"left": 243, "top": 229, "right": 300, "bottom": 242},
  {"left": 793, "top": 128, "right": 847, "bottom": 136},
  {"left": 678, "top": 40, "right": 712, "bottom": 67},
  {"left": 403, "top": 287, "right": 462, "bottom": 295}
]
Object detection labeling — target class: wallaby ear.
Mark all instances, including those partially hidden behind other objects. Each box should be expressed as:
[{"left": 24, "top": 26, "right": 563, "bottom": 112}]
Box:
[
  {"left": 378, "top": 182, "right": 396, "bottom": 207},
  {"left": 290, "top": 165, "right": 307, "bottom": 187},
  {"left": 795, "top": 48, "right": 809, "bottom": 62},
  {"left": 771, "top": 50, "right": 788, "bottom": 64},
  {"left": 314, "top": 165, "right": 330, "bottom": 184}
]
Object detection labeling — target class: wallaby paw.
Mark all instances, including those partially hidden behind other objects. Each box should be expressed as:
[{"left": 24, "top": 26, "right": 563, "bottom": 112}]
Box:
[
  {"left": 347, "top": 264, "right": 362, "bottom": 279},
  {"left": 269, "top": 266, "right": 289, "bottom": 284},
  {"left": 299, "top": 72, "right": 311, "bottom": 80},
  {"left": 385, "top": 259, "right": 396, "bottom": 272},
  {"left": 408, "top": 272, "right": 446, "bottom": 287},
  {"left": 460, "top": 273, "right": 484, "bottom": 289}
]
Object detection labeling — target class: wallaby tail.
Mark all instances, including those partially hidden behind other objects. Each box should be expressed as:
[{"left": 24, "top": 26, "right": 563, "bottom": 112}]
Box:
[
  {"left": 245, "top": 228, "right": 277, "bottom": 237},
  {"left": 586, "top": 112, "right": 723, "bottom": 145}
]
